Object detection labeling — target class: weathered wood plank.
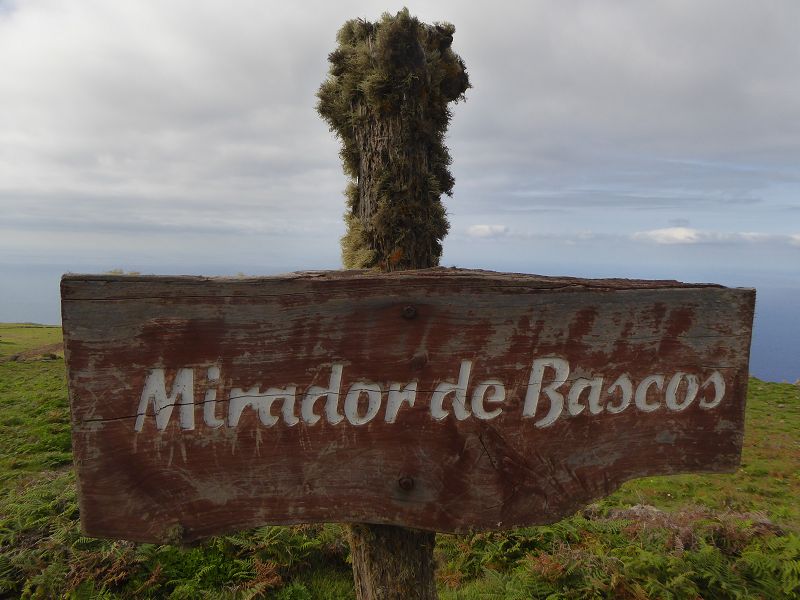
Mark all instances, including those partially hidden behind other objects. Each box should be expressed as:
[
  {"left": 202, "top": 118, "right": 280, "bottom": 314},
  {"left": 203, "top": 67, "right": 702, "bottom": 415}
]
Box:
[{"left": 61, "top": 268, "right": 755, "bottom": 544}]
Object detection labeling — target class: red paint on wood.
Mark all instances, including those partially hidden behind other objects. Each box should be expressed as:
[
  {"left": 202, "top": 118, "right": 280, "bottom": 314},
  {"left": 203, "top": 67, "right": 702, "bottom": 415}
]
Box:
[{"left": 61, "top": 268, "right": 755, "bottom": 544}]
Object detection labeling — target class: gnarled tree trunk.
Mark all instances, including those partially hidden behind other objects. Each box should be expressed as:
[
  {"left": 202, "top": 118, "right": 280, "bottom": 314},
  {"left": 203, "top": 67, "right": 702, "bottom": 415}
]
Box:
[
  {"left": 317, "top": 9, "right": 469, "bottom": 273},
  {"left": 317, "top": 9, "right": 470, "bottom": 598},
  {"left": 349, "top": 524, "right": 437, "bottom": 600}
]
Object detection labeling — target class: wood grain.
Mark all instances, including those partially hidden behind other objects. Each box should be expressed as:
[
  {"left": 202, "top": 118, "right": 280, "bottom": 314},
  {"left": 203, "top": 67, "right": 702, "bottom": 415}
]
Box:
[{"left": 61, "top": 268, "right": 755, "bottom": 543}]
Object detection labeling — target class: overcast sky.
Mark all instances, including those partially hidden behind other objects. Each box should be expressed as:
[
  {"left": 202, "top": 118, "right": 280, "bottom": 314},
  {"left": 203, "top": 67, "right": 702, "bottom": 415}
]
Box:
[{"left": 1, "top": 1, "right": 799, "bottom": 373}]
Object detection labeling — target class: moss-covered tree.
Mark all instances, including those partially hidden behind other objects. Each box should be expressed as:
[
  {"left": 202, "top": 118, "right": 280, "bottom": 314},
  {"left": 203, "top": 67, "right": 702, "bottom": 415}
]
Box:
[
  {"left": 317, "top": 8, "right": 469, "bottom": 599},
  {"left": 317, "top": 8, "right": 469, "bottom": 272}
]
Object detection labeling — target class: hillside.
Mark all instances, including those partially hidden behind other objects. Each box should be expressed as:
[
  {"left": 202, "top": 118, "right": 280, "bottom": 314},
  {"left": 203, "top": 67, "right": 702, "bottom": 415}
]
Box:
[{"left": 0, "top": 323, "right": 798, "bottom": 598}]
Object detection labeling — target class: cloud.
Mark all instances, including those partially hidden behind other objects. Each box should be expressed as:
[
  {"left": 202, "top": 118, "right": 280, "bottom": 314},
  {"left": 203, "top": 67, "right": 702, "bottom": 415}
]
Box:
[
  {"left": 791, "top": 234, "right": 800, "bottom": 247},
  {"left": 0, "top": 0, "right": 798, "bottom": 298},
  {"left": 633, "top": 228, "right": 798, "bottom": 246},
  {"left": 632, "top": 227, "right": 703, "bottom": 244},
  {"left": 466, "top": 224, "right": 509, "bottom": 238}
]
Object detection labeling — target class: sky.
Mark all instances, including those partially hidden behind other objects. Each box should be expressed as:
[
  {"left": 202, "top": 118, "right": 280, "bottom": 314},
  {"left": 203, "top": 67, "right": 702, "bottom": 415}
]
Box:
[{"left": 1, "top": 1, "right": 798, "bottom": 380}]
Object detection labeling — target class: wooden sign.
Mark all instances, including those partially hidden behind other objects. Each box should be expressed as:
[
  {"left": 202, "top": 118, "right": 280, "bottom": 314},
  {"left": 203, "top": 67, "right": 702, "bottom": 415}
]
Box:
[{"left": 61, "top": 269, "right": 755, "bottom": 544}]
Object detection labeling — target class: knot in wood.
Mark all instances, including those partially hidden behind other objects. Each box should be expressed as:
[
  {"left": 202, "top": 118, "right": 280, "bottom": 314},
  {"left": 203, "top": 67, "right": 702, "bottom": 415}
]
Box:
[
  {"left": 398, "top": 476, "right": 415, "bottom": 491},
  {"left": 401, "top": 305, "right": 417, "bottom": 320}
]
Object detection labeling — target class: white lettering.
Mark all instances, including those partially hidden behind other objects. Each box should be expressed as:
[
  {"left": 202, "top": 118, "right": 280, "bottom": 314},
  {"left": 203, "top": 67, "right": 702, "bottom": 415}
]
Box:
[
  {"left": 133, "top": 359, "right": 730, "bottom": 431},
  {"left": 302, "top": 364, "right": 343, "bottom": 425},
  {"left": 568, "top": 377, "right": 603, "bottom": 416},
  {"left": 385, "top": 381, "right": 417, "bottom": 423},
  {"left": 635, "top": 374, "right": 665, "bottom": 412},
  {"left": 699, "top": 371, "right": 726, "bottom": 409},
  {"left": 135, "top": 368, "right": 195, "bottom": 432},
  {"left": 606, "top": 374, "right": 633, "bottom": 414},
  {"left": 524, "top": 357, "right": 569, "bottom": 428},
  {"left": 471, "top": 380, "right": 506, "bottom": 420},
  {"left": 203, "top": 366, "right": 225, "bottom": 428},
  {"left": 281, "top": 393, "right": 300, "bottom": 426},
  {"left": 430, "top": 360, "right": 472, "bottom": 421},
  {"left": 228, "top": 386, "right": 297, "bottom": 427},
  {"left": 345, "top": 381, "right": 382, "bottom": 425},
  {"left": 665, "top": 372, "right": 699, "bottom": 411}
]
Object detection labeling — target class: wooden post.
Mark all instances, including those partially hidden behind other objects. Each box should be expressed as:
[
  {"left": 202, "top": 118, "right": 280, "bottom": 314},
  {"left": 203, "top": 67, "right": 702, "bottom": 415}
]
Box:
[
  {"left": 349, "top": 524, "right": 437, "bottom": 600},
  {"left": 58, "top": 12, "right": 757, "bottom": 600},
  {"left": 317, "top": 10, "right": 470, "bottom": 597}
]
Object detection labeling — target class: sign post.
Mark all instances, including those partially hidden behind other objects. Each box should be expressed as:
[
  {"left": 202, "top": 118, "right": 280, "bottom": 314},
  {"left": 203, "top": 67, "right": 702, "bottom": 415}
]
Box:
[
  {"left": 61, "top": 11, "right": 757, "bottom": 597},
  {"left": 62, "top": 269, "right": 754, "bottom": 544}
]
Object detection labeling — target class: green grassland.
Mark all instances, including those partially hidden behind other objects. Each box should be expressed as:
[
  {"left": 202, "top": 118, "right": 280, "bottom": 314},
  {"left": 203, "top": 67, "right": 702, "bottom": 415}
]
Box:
[
  {"left": 0, "top": 323, "right": 798, "bottom": 598},
  {"left": 0, "top": 323, "right": 62, "bottom": 359}
]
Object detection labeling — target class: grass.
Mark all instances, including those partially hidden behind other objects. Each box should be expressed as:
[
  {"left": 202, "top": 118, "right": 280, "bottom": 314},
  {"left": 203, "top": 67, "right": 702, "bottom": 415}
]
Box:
[
  {"left": 0, "top": 360, "right": 72, "bottom": 481},
  {"left": 0, "top": 323, "right": 798, "bottom": 598},
  {"left": 602, "top": 378, "right": 800, "bottom": 525},
  {"left": 0, "top": 323, "right": 62, "bottom": 359}
]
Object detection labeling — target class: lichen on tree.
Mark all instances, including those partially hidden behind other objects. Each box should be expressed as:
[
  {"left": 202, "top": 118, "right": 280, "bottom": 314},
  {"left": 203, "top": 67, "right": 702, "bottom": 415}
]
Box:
[
  {"left": 317, "top": 8, "right": 470, "bottom": 271},
  {"left": 317, "top": 9, "right": 470, "bottom": 597}
]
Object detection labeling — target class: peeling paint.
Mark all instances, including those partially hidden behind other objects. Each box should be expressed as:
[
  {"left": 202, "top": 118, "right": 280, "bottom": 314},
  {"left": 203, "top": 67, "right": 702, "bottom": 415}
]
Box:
[{"left": 61, "top": 269, "right": 755, "bottom": 543}]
